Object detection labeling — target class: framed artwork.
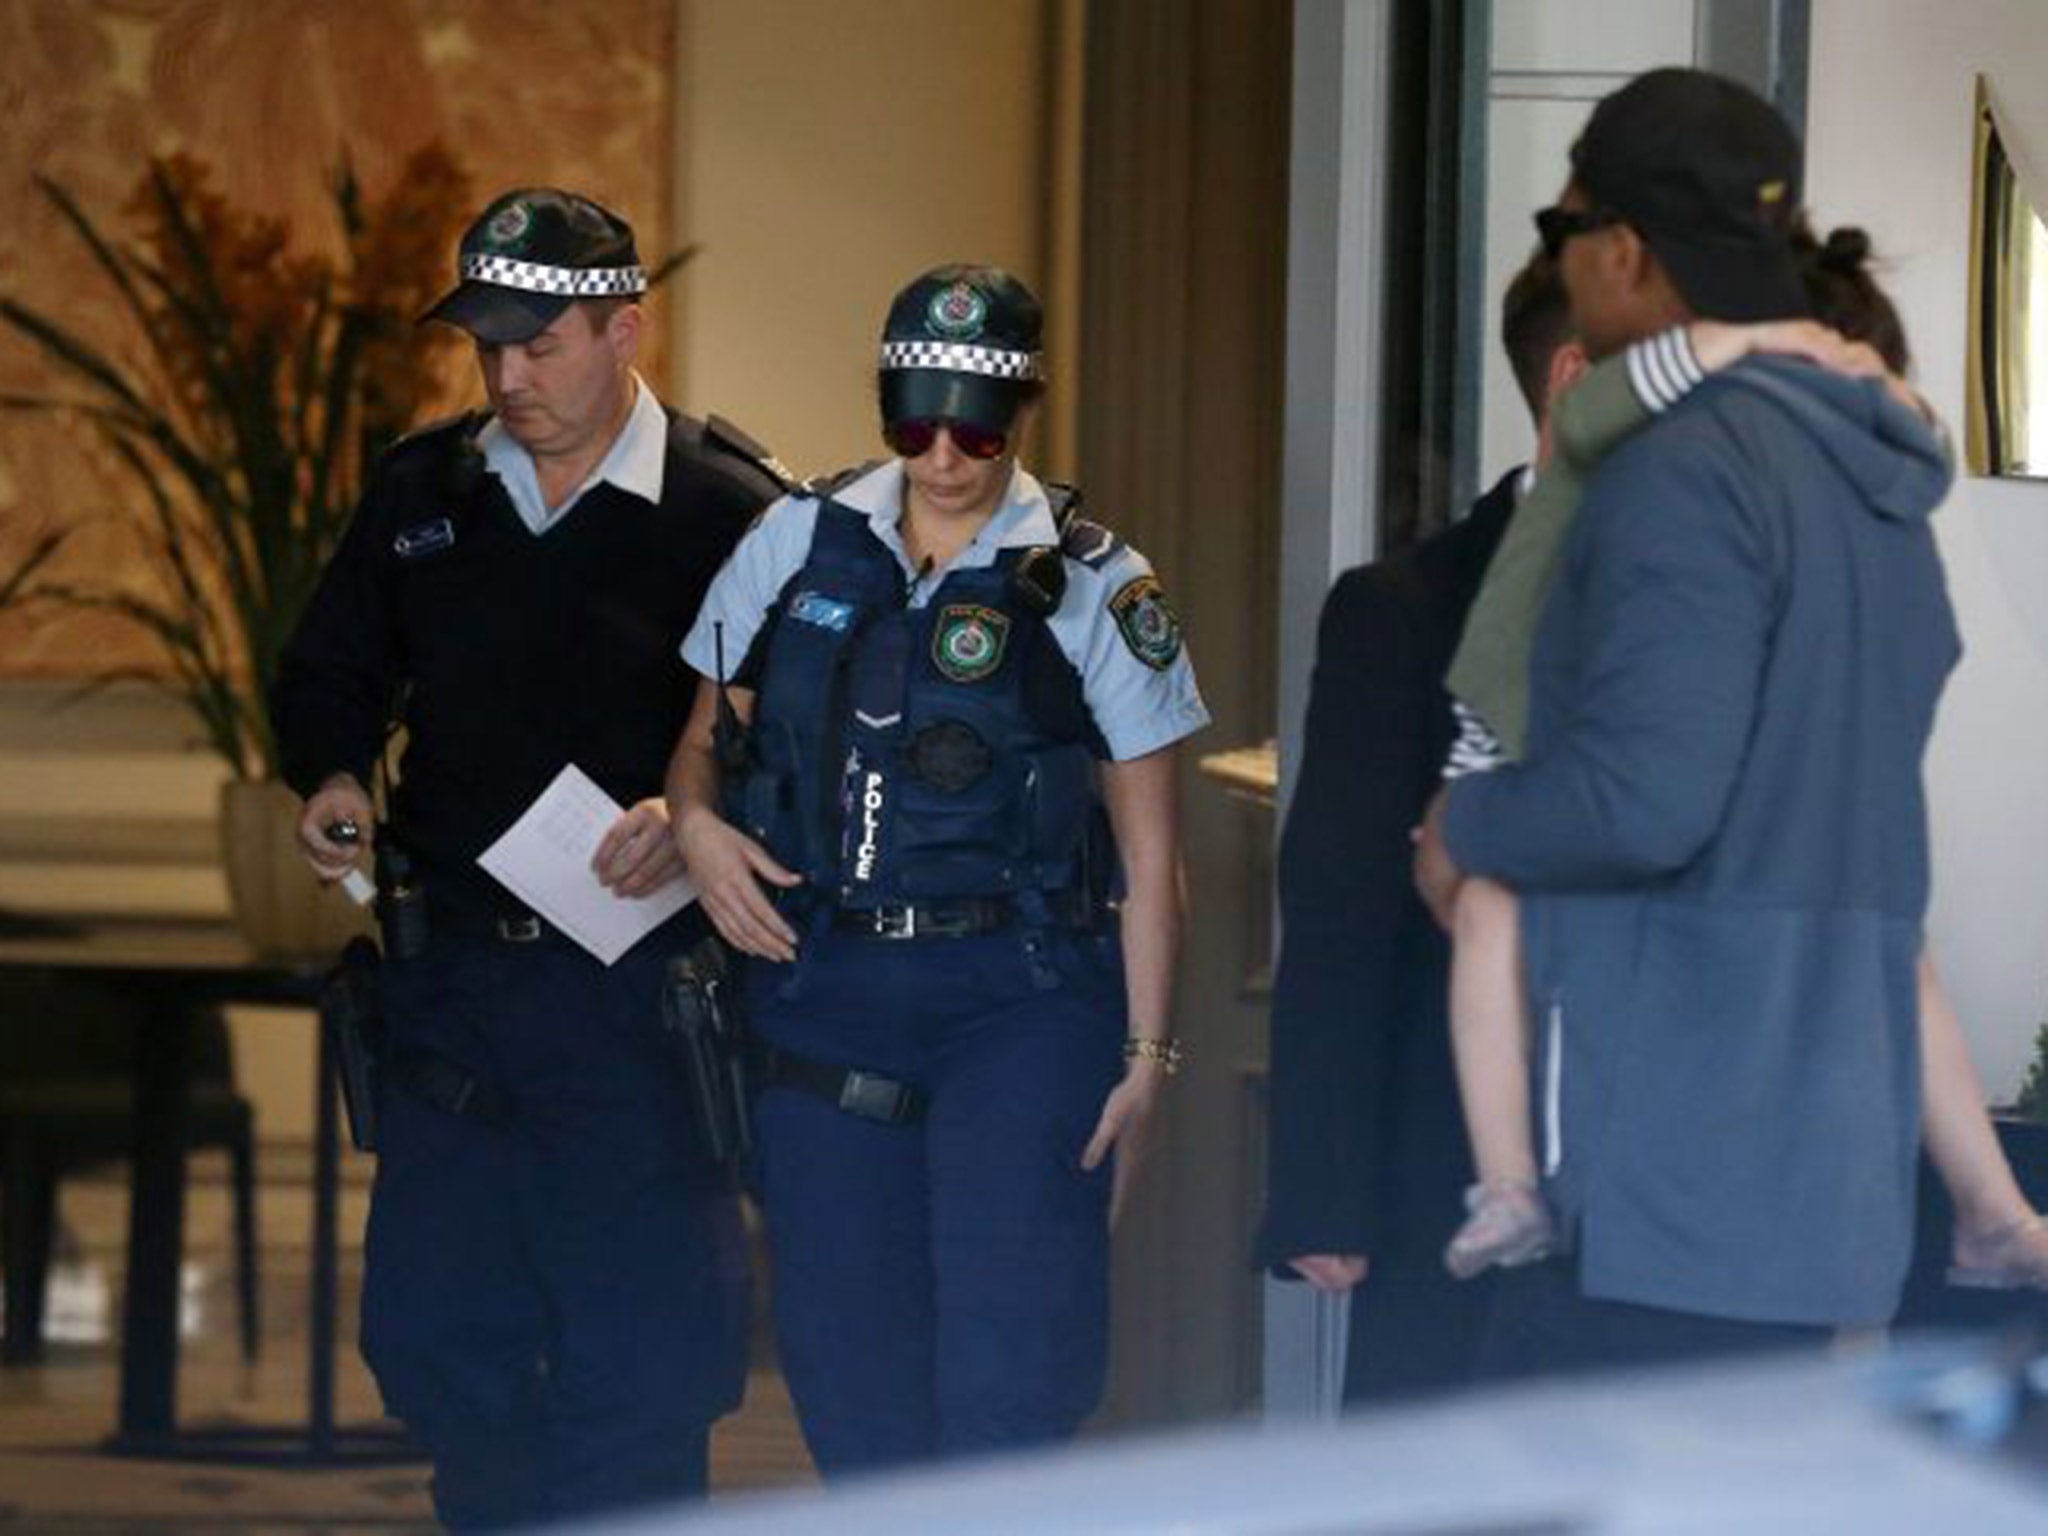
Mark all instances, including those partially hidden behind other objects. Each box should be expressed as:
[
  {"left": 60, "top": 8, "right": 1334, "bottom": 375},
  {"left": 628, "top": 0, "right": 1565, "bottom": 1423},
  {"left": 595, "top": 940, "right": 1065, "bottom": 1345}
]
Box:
[{"left": 1966, "top": 75, "right": 2048, "bottom": 480}]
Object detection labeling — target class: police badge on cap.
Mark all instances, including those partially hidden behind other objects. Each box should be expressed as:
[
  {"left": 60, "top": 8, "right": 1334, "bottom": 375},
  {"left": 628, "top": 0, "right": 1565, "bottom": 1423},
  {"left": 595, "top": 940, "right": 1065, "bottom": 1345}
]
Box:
[
  {"left": 878, "top": 264, "right": 1044, "bottom": 435},
  {"left": 422, "top": 188, "right": 647, "bottom": 345}
]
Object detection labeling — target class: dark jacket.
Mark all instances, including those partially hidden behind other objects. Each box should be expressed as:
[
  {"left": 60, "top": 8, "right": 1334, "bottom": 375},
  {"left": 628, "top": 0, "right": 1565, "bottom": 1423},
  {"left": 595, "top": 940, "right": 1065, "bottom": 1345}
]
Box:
[
  {"left": 1445, "top": 360, "right": 1958, "bottom": 1326},
  {"left": 1258, "top": 469, "right": 1519, "bottom": 1401}
]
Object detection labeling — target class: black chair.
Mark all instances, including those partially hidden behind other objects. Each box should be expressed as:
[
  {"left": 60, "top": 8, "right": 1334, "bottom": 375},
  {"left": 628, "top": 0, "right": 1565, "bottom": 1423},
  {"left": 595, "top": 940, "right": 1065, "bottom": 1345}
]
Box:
[{"left": 0, "top": 969, "right": 259, "bottom": 1365}]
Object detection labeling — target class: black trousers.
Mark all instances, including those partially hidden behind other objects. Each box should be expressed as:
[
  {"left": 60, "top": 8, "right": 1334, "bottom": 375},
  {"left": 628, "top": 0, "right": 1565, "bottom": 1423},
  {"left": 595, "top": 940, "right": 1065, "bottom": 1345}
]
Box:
[{"left": 1476, "top": 1256, "right": 1831, "bottom": 1383}]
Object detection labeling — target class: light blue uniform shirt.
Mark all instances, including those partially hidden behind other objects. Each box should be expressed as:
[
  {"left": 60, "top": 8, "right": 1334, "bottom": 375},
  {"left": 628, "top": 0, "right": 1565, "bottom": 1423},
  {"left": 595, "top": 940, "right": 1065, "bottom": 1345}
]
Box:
[
  {"left": 682, "top": 460, "right": 1209, "bottom": 761},
  {"left": 479, "top": 371, "right": 668, "bottom": 534}
]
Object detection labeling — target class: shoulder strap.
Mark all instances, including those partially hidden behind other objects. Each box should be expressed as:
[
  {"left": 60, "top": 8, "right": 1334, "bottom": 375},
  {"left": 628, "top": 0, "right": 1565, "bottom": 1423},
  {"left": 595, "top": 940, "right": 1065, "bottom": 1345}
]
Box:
[
  {"left": 1037, "top": 479, "right": 1123, "bottom": 570},
  {"left": 385, "top": 409, "right": 491, "bottom": 503},
  {"left": 1060, "top": 516, "right": 1123, "bottom": 570},
  {"left": 704, "top": 413, "right": 797, "bottom": 490},
  {"left": 803, "top": 459, "right": 887, "bottom": 502},
  {"left": 389, "top": 408, "right": 489, "bottom": 457},
  {"left": 666, "top": 409, "right": 797, "bottom": 495},
  {"left": 1043, "top": 479, "right": 1083, "bottom": 532}
]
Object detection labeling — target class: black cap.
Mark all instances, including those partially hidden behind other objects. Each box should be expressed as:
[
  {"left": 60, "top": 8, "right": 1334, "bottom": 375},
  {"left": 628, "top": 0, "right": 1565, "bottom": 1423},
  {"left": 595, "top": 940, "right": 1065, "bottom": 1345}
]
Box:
[
  {"left": 1571, "top": 68, "right": 1808, "bottom": 323},
  {"left": 877, "top": 265, "right": 1043, "bottom": 433},
  {"left": 421, "top": 188, "right": 645, "bottom": 345}
]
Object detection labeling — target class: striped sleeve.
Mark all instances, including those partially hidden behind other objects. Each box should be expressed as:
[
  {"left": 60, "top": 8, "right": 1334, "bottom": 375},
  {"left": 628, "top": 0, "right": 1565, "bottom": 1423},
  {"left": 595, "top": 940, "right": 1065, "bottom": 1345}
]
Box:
[
  {"left": 1442, "top": 699, "right": 1510, "bottom": 780},
  {"left": 1624, "top": 326, "right": 1707, "bottom": 414}
]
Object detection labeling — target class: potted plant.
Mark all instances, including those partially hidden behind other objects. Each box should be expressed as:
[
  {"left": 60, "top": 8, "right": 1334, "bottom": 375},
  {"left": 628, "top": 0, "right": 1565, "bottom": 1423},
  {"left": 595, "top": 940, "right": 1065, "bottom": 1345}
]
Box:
[
  {"left": 0, "top": 147, "right": 470, "bottom": 956},
  {"left": 2015, "top": 1022, "right": 2048, "bottom": 1124}
]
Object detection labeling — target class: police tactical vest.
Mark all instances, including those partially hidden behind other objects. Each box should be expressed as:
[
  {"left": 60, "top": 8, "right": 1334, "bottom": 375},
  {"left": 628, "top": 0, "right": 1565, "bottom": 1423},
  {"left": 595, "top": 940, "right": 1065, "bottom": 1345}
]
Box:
[{"left": 738, "top": 500, "right": 1105, "bottom": 909}]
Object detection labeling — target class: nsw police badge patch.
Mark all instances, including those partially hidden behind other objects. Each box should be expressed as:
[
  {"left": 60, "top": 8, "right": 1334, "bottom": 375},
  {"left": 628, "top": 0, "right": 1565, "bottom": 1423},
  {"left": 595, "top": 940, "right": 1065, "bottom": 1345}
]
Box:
[
  {"left": 926, "top": 280, "right": 988, "bottom": 341},
  {"left": 932, "top": 604, "right": 1010, "bottom": 682},
  {"left": 481, "top": 200, "right": 533, "bottom": 253},
  {"left": 1109, "top": 576, "right": 1183, "bottom": 670}
]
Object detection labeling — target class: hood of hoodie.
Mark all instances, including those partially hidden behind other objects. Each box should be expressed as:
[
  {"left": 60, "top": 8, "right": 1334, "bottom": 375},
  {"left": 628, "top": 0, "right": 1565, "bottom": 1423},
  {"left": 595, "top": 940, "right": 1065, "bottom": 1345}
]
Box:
[{"left": 1701, "top": 354, "right": 1954, "bottom": 523}]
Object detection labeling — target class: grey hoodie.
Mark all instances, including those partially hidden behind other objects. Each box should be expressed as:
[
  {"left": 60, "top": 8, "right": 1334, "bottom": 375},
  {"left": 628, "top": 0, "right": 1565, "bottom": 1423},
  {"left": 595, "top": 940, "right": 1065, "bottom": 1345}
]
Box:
[{"left": 1445, "top": 356, "right": 1959, "bottom": 1326}]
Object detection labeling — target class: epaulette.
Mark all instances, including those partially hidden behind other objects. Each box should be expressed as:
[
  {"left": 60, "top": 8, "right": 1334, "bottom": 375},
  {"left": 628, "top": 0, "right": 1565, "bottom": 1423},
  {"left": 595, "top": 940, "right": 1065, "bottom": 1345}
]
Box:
[
  {"left": 382, "top": 409, "right": 490, "bottom": 503},
  {"left": 801, "top": 460, "right": 886, "bottom": 503},
  {"left": 1060, "top": 515, "right": 1123, "bottom": 570},
  {"left": 704, "top": 413, "right": 798, "bottom": 491},
  {"left": 387, "top": 409, "right": 489, "bottom": 461}
]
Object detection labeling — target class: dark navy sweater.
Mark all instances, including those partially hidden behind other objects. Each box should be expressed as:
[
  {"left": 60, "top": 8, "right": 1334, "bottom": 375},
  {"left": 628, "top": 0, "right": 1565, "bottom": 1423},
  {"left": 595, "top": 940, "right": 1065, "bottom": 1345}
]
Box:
[{"left": 272, "top": 410, "right": 782, "bottom": 916}]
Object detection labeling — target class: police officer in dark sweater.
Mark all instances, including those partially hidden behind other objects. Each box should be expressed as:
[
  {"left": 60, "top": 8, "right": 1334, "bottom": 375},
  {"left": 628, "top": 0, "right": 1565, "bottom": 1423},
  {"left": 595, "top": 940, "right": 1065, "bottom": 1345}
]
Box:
[{"left": 272, "top": 189, "right": 783, "bottom": 1529}]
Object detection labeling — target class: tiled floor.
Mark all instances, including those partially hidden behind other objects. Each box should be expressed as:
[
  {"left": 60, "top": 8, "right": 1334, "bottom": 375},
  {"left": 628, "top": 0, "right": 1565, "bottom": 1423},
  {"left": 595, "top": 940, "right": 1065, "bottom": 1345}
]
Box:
[{"left": 0, "top": 1150, "right": 814, "bottom": 1530}]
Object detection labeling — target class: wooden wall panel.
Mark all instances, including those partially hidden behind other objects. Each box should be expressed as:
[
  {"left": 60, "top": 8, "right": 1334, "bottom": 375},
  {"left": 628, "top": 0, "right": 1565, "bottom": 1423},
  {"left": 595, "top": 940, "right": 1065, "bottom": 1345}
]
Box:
[{"left": 0, "top": 0, "right": 674, "bottom": 678}]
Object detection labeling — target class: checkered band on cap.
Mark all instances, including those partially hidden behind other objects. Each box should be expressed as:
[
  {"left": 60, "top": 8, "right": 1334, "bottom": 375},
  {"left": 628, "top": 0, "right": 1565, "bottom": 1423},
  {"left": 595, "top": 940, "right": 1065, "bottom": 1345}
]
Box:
[
  {"left": 458, "top": 253, "right": 648, "bottom": 297},
  {"left": 879, "top": 340, "right": 1042, "bottom": 381}
]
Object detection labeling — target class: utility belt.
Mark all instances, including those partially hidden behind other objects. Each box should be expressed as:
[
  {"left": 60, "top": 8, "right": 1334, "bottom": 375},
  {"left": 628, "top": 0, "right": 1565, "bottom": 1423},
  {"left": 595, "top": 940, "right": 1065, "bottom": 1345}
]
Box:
[
  {"left": 316, "top": 934, "right": 517, "bottom": 1151},
  {"left": 329, "top": 923, "right": 942, "bottom": 1170},
  {"left": 749, "top": 1037, "right": 928, "bottom": 1125},
  {"left": 317, "top": 850, "right": 607, "bottom": 1155},
  {"left": 663, "top": 935, "right": 931, "bottom": 1160},
  {"left": 426, "top": 895, "right": 573, "bottom": 948},
  {"left": 828, "top": 888, "right": 1101, "bottom": 941},
  {"left": 322, "top": 842, "right": 692, "bottom": 1152},
  {"left": 388, "top": 1042, "right": 515, "bottom": 1130}
]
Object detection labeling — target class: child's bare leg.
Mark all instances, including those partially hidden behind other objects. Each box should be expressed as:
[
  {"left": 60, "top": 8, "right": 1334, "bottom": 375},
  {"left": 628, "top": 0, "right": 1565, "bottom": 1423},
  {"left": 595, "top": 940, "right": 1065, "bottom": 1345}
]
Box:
[
  {"left": 1450, "top": 876, "right": 1539, "bottom": 1189},
  {"left": 1920, "top": 949, "right": 2048, "bottom": 1287},
  {"left": 1444, "top": 876, "right": 1555, "bottom": 1278}
]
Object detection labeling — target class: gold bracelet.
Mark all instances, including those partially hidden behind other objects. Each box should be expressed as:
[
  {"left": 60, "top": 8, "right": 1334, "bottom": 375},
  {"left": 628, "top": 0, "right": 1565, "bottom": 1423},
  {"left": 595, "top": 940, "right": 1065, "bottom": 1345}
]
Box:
[{"left": 1123, "top": 1037, "right": 1185, "bottom": 1075}]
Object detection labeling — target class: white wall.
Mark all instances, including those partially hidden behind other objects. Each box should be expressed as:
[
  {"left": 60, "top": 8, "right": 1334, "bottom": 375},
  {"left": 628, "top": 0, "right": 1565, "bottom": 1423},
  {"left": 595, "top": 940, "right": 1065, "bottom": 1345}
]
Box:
[
  {"left": 1477, "top": 0, "right": 1698, "bottom": 478},
  {"left": 1808, "top": 0, "right": 2048, "bottom": 1097}
]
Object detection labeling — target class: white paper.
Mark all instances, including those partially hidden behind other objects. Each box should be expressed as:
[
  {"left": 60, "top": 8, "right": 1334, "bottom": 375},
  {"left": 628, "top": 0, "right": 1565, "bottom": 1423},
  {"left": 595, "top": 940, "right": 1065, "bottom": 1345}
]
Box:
[{"left": 476, "top": 764, "right": 694, "bottom": 966}]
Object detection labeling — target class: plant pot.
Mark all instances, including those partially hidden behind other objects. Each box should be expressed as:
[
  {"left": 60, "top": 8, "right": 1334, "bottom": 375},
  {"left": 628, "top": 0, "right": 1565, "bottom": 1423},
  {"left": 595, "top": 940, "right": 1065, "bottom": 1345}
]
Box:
[
  {"left": 1897, "top": 1113, "right": 2048, "bottom": 1331},
  {"left": 217, "top": 779, "right": 370, "bottom": 961}
]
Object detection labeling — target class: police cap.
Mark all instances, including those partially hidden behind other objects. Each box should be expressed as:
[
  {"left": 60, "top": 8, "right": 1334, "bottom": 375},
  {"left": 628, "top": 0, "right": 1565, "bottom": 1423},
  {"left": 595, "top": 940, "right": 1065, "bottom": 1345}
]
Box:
[
  {"left": 878, "top": 265, "right": 1044, "bottom": 434},
  {"left": 422, "top": 188, "right": 647, "bottom": 345}
]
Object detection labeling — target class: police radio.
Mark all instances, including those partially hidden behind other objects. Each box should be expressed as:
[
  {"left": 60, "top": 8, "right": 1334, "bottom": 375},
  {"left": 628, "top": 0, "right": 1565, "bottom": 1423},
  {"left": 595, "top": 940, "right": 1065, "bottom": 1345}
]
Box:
[{"left": 1010, "top": 481, "right": 1083, "bottom": 617}]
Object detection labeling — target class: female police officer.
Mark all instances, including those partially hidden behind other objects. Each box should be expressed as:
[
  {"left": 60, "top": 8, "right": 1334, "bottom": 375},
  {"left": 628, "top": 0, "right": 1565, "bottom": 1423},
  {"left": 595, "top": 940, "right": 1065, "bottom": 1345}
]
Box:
[{"left": 665, "top": 265, "right": 1208, "bottom": 1473}]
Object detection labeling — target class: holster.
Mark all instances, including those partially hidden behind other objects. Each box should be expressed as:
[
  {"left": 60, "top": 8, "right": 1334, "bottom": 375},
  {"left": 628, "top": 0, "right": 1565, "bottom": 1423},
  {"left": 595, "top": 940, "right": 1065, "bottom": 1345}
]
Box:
[
  {"left": 319, "top": 935, "right": 386, "bottom": 1153},
  {"left": 662, "top": 936, "right": 753, "bottom": 1175}
]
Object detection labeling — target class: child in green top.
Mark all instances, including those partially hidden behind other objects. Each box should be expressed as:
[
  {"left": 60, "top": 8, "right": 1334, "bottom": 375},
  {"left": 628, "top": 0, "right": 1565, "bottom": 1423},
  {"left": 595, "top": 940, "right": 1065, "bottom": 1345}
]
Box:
[
  {"left": 1431, "top": 251, "right": 2048, "bottom": 1284},
  {"left": 1439, "top": 319, "right": 1784, "bottom": 1275}
]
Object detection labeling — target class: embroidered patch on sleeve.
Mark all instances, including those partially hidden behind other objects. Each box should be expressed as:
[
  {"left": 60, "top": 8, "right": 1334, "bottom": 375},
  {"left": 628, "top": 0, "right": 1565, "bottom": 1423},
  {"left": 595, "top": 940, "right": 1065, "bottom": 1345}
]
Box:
[
  {"left": 1108, "top": 576, "right": 1183, "bottom": 670},
  {"left": 932, "top": 604, "right": 1011, "bottom": 682}
]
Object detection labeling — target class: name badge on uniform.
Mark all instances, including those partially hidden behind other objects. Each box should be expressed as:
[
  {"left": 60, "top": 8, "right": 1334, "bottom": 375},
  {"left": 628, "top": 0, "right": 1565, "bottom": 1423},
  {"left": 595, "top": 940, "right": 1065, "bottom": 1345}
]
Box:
[
  {"left": 789, "top": 591, "right": 855, "bottom": 632},
  {"left": 393, "top": 518, "right": 456, "bottom": 560}
]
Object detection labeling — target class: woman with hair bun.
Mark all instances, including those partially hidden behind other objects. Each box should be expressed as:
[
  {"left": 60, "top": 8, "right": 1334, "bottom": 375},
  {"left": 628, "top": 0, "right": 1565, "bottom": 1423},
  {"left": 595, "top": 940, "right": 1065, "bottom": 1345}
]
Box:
[{"left": 1431, "top": 223, "right": 2048, "bottom": 1299}]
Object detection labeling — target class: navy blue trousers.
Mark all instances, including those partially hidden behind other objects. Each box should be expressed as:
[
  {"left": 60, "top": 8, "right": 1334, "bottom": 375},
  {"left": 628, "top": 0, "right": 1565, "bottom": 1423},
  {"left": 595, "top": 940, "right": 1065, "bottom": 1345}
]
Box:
[
  {"left": 747, "top": 926, "right": 1125, "bottom": 1475},
  {"left": 362, "top": 930, "right": 749, "bottom": 1531}
]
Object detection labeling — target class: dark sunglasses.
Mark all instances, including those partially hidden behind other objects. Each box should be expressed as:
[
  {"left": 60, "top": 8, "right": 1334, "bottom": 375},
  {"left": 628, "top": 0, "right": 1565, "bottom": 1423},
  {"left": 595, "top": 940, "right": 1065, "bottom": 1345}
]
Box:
[
  {"left": 1534, "top": 204, "right": 1624, "bottom": 260},
  {"left": 882, "top": 416, "right": 1009, "bottom": 462}
]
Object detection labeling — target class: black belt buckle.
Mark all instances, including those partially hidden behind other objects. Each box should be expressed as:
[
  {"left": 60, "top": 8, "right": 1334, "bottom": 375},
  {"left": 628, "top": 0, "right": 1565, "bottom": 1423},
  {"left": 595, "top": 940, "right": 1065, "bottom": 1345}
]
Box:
[
  {"left": 496, "top": 914, "right": 544, "bottom": 943},
  {"left": 839, "top": 1069, "right": 916, "bottom": 1125}
]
